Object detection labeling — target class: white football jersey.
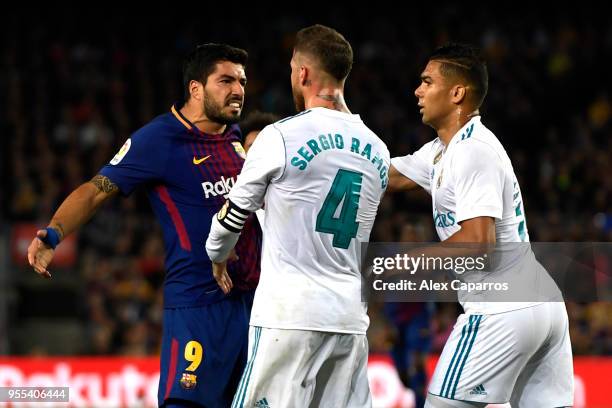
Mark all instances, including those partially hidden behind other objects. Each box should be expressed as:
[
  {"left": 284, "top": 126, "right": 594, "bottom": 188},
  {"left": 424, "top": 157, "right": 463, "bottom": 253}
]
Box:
[
  {"left": 228, "top": 107, "right": 390, "bottom": 334},
  {"left": 392, "top": 116, "right": 550, "bottom": 314}
]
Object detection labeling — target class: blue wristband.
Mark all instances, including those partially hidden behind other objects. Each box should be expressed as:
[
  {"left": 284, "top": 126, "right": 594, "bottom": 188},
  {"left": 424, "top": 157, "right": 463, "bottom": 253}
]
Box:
[{"left": 40, "top": 227, "right": 60, "bottom": 249}]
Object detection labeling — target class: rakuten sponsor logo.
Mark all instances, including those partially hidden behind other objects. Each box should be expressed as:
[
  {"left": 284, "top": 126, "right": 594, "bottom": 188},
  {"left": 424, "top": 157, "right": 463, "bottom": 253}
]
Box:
[
  {"left": 0, "top": 363, "right": 158, "bottom": 407},
  {"left": 0, "top": 356, "right": 607, "bottom": 407},
  {"left": 202, "top": 176, "right": 236, "bottom": 199}
]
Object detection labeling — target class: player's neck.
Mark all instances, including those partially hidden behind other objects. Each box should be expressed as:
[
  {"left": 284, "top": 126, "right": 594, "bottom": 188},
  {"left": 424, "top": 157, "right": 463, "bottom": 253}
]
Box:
[
  {"left": 180, "top": 103, "right": 226, "bottom": 134},
  {"left": 437, "top": 108, "right": 479, "bottom": 145},
  {"left": 305, "top": 87, "right": 351, "bottom": 114}
]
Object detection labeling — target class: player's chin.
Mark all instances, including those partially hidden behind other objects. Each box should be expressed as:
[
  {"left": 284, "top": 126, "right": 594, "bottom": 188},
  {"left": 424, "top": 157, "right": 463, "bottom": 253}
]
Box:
[
  {"left": 223, "top": 108, "right": 242, "bottom": 121},
  {"left": 227, "top": 106, "right": 242, "bottom": 116}
]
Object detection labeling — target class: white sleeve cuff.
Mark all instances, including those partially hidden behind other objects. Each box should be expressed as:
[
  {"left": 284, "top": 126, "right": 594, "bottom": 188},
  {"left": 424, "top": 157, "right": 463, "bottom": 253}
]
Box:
[
  {"left": 456, "top": 206, "right": 503, "bottom": 223},
  {"left": 391, "top": 156, "right": 431, "bottom": 193},
  {"left": 205, "top": 215, "right": 241, "bottom": 263}
]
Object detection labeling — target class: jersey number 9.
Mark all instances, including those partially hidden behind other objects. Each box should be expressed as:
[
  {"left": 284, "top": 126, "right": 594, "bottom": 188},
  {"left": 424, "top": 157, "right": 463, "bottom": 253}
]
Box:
[{"left": 184, "top": 340, "right": 203, "bottom": 372}]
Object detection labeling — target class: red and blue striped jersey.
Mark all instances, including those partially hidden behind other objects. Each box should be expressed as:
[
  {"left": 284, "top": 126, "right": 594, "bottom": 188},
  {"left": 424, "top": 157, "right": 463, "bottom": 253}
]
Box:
[{"left": 99, "top": 105, "right": 261, "bottom": 307}]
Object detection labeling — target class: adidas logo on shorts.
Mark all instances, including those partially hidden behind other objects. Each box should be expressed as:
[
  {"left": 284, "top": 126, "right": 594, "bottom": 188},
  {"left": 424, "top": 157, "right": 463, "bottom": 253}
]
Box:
[
  {"left": 254, "top": 397, "right": 270, "bottom": 408},
  {"left": 469, "top": 384, "right": 487, "bottom": 395}
]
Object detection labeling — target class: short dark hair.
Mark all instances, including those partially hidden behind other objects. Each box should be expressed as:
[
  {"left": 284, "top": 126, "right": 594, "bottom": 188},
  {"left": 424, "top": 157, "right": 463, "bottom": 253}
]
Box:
[
  {"left": 239, "top": 111, "right": 280, "bottom": 139},
  {"left": 429, "top": 43, "right": 488, "bottom": 108},
  {"left": 294, "top": 24, "right": 353, "bottom": 82},
  {"left": 182, "top": 43, "right": 248, "bottom": 100}
]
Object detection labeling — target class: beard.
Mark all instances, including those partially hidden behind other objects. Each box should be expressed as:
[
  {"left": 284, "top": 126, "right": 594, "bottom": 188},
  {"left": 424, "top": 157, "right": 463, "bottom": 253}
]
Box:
[
  {"left": 292, "top": 84, "right": 305, "bottom": 113},
  {"left": 203, "top": 91, "right": 242, "bottom": 125}
]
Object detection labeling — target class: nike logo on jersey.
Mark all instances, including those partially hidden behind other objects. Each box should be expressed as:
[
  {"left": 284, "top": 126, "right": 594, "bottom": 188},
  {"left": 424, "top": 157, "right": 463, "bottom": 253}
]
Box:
[{"left": 193, "top": 155, "right": 211, "bottom": 165}]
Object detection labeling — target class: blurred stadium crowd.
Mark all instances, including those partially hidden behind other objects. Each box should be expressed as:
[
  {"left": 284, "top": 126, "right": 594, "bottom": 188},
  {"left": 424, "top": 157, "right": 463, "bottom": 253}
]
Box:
[{"left": 1, "top": 7, "right": 610, "bottom": 363}]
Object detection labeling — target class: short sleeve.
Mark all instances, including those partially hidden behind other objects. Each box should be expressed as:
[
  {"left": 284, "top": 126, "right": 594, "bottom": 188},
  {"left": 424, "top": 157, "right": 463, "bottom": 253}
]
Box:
[
  {"left": 228, "top": 124, "right": 285, "bottom": 212},
  {"left": 391, "top": 140, "right": 436, "bottom": 194},
  {"left": 99, "top": 127, "right": 169, "bottom": 195},
  {"left": 452, "top": 142, "right": 504, "bottom": 222}
]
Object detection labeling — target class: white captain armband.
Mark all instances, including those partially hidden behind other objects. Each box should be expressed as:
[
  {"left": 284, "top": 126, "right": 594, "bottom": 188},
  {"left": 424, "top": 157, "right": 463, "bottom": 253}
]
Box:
[
  {"left": 206, "top": 200, "right": 249, "bottom": 262},
  {"left": 217, "top": 200, "right": 250, "bottom": 233}
]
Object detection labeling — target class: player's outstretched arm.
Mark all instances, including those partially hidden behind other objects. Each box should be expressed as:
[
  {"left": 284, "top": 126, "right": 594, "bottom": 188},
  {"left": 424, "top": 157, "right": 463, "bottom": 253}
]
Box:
[
  {"left": 27, "top": 175, "right": 119, "bottom": 278},
  {"left": 206, "top": 125, "right": 284, "bottom": 293},
  {"left": 386, "top": 164, "right": 420, "bottom": 192}
]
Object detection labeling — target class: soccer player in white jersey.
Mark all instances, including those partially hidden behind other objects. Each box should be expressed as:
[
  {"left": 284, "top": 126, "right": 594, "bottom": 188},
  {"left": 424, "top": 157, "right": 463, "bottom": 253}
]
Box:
[
  {"left": 388, "top": 44, "right": 573, "bottom": 407},
  {"left": 206, "top": 25, "right": 390, "bottom": 407}
]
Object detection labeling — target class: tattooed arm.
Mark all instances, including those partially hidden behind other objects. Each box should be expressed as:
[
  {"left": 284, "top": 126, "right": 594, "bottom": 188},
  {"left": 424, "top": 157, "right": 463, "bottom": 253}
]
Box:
[
  {"left": 27, "top": 175, "right": 119, "bottom": 277},
  {"left": 50, "top": 175, "right": 119, "bottom": 236}
]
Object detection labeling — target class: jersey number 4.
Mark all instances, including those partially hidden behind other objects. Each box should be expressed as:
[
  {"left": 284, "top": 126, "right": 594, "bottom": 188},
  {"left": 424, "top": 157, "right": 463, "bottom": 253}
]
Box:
[{"left": 316, "top": 169, "right": 362, "bottom": 249}]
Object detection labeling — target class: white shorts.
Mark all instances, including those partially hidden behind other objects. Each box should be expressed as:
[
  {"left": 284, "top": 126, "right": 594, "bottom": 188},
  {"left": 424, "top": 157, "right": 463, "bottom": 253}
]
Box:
[
  {"left": 428, "top": 302, "right": 573, "bottom": 406},
  {"left": 231, "top": 326, "right": 371, "bottom": 408}
]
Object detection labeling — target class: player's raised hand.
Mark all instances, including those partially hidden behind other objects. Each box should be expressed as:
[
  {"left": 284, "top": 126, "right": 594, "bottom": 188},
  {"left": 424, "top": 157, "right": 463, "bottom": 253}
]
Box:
[
  {"left": 212, "top": 250, "right": 239, "bottom": 294},
  {"left": 27, "top": 229, "right": 55, "bottom": 279}
]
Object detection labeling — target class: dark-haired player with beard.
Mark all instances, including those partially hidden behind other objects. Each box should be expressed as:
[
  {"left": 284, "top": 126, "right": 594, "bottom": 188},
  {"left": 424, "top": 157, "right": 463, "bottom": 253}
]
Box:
[{"left": 27, "top": 43, "right": 262, "bottom": 408}]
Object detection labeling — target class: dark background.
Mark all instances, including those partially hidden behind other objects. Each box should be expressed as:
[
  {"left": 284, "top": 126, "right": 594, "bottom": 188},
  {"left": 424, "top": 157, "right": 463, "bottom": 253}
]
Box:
[{"left": 1, "top": 6, "right": 610, "bottom": 357}]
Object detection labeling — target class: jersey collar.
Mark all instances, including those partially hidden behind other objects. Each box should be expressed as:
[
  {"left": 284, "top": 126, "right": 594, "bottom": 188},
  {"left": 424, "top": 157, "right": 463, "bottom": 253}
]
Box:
[
  {"left": 444, "top": 115, "right": 481, "bottom": 149},
  {"left": 171, "top": 104, "right": 196, "bottom": 131},
  {"left": 170, "top": 104, "right": 239, "bottom": 140}
]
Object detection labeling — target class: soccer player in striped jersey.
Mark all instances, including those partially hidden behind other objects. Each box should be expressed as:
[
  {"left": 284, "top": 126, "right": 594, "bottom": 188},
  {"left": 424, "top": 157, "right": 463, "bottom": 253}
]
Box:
[
  {"left": 27, "top": 43, "right": 261, "bottom": 408},
  {"left": 388, "top": 44, "right": 573, "bottom": 407}
]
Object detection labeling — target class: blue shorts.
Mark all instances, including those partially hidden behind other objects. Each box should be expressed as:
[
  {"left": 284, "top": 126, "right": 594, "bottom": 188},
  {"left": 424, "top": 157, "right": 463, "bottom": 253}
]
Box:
[{"left": 158, "top": 290, "right": 254, "bottom": 407}]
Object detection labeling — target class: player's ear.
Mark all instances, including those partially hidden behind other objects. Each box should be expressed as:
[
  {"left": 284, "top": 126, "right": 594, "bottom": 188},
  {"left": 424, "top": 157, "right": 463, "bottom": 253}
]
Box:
[
  {"left": 299, "top": 65, "right": 309, "bottom": 87},
  {"left": 450, "top": 84, "right": 466, "bottom": 105},
  {"left": 189, "top": 80, "right": 204, "bottom": 101}
]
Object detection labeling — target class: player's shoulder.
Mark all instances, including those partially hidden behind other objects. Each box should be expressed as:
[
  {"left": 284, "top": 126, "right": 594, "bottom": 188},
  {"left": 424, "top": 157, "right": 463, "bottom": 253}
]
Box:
[
  {"left": 272, "top": 109, "right": 315, "bottom": 131},
  {"left": 274, "top": 108, "right": 371, "bottom": 137},
  {"left": 423, "top": 138, "right": 442, "bottom": 152},
  {"left": 273, "top": 107, "right": 363, "bottom": 128},
  {"left": 131, "top": 112, "right": 184, "bottom": 142},
  {"left": 410, "top": 138, "right": 442, "bottom": 162},
  {"left": 453, "top": 117, "right": 503, "bottom": 157},
  {"left": 268, "top": 110, "right": 322, "bottom": 146},
  {"left": 451, "top": 136, "right": 505, "bottom": 177},
  {"left": 368, "top": 129, "right": 391, "bottom": 159}
]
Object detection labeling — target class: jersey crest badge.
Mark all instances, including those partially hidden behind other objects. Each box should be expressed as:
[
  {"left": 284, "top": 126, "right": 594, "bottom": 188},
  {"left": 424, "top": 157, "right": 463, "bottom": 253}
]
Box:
[
  {"left": 437, "top": 168, "right": 444, "bottom": 188},
  {"left": 110, "top": 138, "right": 131, "bottom": 165},
  {"left": 433, "top": 149, "right": 443, "bottom": 164},
  {"left": 232, "top": 142, "right": 247, "bottom": 159},
  {"left": 180, "top": 372, "right": 197, "bottom": 389}
]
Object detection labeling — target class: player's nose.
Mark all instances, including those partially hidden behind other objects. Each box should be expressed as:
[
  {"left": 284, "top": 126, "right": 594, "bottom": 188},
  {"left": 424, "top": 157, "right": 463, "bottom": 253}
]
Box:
[
  {"left": 414, "top": 85, "right": 423, "bottom": 99},
  {"left": 231, "top": 82, "right": 245, "bottom": 97}
]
